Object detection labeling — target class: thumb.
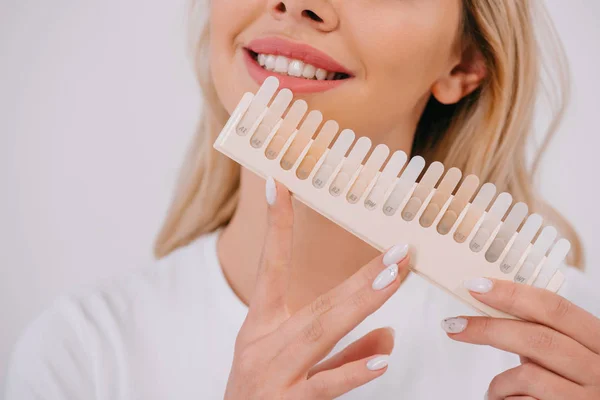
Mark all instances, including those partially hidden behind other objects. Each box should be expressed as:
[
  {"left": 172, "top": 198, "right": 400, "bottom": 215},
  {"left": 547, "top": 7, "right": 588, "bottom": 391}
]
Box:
[{"left": 249, "top": 176, "right": 294, "bottom": 325}]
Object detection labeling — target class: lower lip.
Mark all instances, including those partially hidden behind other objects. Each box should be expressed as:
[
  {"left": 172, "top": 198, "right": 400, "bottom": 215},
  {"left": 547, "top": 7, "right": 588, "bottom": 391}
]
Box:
[{"left": 243, "top": 50, "right": 349, "bottom": 94}]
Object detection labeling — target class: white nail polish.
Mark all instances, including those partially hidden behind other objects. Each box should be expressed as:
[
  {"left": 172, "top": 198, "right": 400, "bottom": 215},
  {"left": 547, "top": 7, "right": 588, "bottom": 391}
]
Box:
[
  {"left": 372, "top": 264, "right": 399, "bottom": 290},
  {"left": 463, "top": 278, "right": 493, "bottom": 293},
  {"left": 386, "top": 327, "right": 396, "bottom": 339},
  {"left": 483, "top": 390, "right": 488, "bottom": 400},
  {"left": 441, "top": 317, "right": 468, "bottom": 333},
  {"left": 366, "top": 355, "right": 389, "bottom": 371},
  {"left": 383, "top": 243, "right": 409, "bottom": 266},
  {"left": 266, "top": 176, "right": 277, "bottom": 206}
]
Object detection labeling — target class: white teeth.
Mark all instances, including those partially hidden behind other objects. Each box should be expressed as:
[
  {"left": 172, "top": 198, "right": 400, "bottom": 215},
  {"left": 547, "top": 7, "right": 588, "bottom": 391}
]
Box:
[
  {"left": 288, "top": 60, "right": 304, "bottom": 77},
  {"left": 315, "top": 68, "right": 328, "bottom": 81},
  {"left": 274, "top": 55, "right": 289, "bottom": 73},
  {"left": 265, "top": 55, "right": 276, "bottom": 71},
  {"left": 302, "top": 64, "right": 317, "bottom": 79},
  {"left": 254, "top": 52, "right": 344, "bottom": 80}
]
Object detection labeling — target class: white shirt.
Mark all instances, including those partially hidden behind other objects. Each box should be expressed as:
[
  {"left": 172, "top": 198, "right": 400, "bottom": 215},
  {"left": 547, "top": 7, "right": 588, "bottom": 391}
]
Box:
[{"left": 4, "top": 231, "right": 600, "bottom": 399}]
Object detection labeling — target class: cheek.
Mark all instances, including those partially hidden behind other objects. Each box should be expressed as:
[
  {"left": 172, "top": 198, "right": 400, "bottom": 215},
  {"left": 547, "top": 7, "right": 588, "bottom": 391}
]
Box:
[
  {"left": 349, "top": 4, "right": 461, "bottom": 102},
  {"left": 209, "top": 0, "right": 262, "bottom": 114}
]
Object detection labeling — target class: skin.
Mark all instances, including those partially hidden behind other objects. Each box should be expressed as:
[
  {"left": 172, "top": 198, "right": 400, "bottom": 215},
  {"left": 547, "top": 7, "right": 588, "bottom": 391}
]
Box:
[
  {"left": 207, "top": 0, "right": 600, "bottom": 398},
  {"left": 225, "top": 181, "right": 410, "bottom": 398},
  {"left": 447, "top": 281, "right": 600, "bottom": 400}
]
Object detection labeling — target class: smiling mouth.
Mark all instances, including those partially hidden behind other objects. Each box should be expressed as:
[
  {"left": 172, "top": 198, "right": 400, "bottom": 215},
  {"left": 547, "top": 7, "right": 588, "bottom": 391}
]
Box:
[{"left": 246, "top": 49, "right": 351, "bottom": 81}]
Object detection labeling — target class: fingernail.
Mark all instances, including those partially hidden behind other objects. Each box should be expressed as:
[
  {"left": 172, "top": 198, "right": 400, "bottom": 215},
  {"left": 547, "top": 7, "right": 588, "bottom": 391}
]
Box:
[
  {"left": 266, "top": 176, "right": 277, "bottom": 206},
  {"left": 386, "top": 327, "right": 396, "bottom": 339},
  {"left": 366, "top": 355, "right": 389, "bottom": 371},
  {"left": 372, "top": 264, "right": 399, "bottom": 291},
  {"left": 441, "top": 317, "right": 468, "bottom": 333},
  {"left": 483, "top": 390, "right": 488, "bottom": 400},
  {"left": 383, "top": 243, "right": 409, "bottom": 266},
  {"left": 463, "top": 278, "right": 494, "bottom": 293}
]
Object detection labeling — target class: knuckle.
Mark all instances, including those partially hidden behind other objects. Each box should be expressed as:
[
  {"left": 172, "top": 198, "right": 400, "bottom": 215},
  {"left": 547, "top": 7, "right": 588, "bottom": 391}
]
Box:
[
  {"left": 268, "top": 210, "right": 294, "bottom": 230},
  {"left": 308, "top": 377, "right": 330, "bottom": 399},
  {"left": 341, "top": 368, "right": 359, "bottom": 388},
  {"left": 310, "top": 294, "right": 333, "bottom": 317},
  {"left": 488, "top": 374, "right": 503, "bottom": 395},
  {"left": 515, "top": 363, "right": 538, "bottom": 383},
  {"left": 502, "top": 283, "right": 520, "bottom": 314},
  {"left": 350, "top": 289, "right": 372, "bottom": 311},
  {"left": 236, "top": 347, "right": 262, "bottom": 374},
  {"left": 302, "top": 318, "right": 325, "bottom": 344},
  {"left": 527, "top": 328, "right": 558, "bottom": 352},
  {"left": 357, "top": 266, "right": 376, "bottom": 289},
  {"left": 477, "top": 317, "right": 494, "bottom": 338},
  {"left": 545, "top": 296, "right": 572, "bottom": 321}
]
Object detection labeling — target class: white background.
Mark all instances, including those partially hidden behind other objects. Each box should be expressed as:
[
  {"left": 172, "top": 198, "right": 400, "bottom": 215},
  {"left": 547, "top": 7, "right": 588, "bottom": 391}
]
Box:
[{"left": 1, "top": 0, "right": 599, "bottom": 386}]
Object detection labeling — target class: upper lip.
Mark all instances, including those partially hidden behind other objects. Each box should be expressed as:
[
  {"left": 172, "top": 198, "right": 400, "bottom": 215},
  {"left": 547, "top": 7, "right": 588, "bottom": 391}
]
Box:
[{"left": 246, "top": 37, "right": 353, "bottom": 76}]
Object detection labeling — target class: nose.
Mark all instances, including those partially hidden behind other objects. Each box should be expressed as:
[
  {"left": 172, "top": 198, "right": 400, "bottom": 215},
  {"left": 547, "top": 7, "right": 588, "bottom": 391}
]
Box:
[{"left": 269, "top": 0, "right": 339, "bottom": 32}]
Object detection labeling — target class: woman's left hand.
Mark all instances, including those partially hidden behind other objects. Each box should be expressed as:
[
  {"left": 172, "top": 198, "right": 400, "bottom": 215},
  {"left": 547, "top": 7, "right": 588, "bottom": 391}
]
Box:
[{"left": 441, "top": 278, "right": 600, "bottom": 400}]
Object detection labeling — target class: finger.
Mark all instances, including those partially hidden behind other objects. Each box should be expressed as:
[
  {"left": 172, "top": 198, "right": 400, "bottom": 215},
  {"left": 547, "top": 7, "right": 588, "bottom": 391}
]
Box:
[
  {"left": 504, "top": 397, "right": 537, "bottom": 400},
  {"left": 520, "top": 355, "right": 533, "bottom": 364},
  {"left": 486, "top": 362, "right": 586, "bottom": 400},
  {"left": 307, "top": 327, "right": 395, "bottom": 378},
  {"left": 305, "top": 354, "right": 389, "bottom": 400},
  {"left": 282, "top": 243, "right": 410, "bottom": 344},
  {"left": 249, "top": 177, "right": 294, "bottom": 323},
  {"left": 465, "top": 278, "right": 600, "bottom": 355},
  {"left": 443, "top": 316, "right": 600, "bottom": 385},
  {"left": 275, "top": 246, "right": 410, "bottom": 377}
]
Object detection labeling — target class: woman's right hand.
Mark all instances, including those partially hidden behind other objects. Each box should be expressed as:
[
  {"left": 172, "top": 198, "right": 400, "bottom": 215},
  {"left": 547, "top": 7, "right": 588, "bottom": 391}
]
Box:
[{"left": 224, "top": 178, "right": 411, "bottom": 400}]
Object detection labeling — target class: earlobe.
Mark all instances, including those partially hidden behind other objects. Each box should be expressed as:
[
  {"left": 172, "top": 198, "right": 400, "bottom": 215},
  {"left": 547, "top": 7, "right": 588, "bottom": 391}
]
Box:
[
  {"left": 431, "top": 78, "right": 465, "bottom": 105},
  {"left": 431, "top": 46, "right": 487, "bottom": 105}
]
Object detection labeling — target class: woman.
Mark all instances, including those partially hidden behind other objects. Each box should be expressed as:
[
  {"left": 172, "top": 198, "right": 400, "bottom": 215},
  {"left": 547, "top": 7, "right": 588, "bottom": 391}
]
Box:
[{"left": 5, "top": 0, "right": 600, "bottom": 399}]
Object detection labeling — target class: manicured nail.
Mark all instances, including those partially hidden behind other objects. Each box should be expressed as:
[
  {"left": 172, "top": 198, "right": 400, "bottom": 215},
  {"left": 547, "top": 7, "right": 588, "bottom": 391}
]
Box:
[
  {"left": 372, "top": 264, "right": 399, "bottom": 291},
  {"left": 386, "top": 327, "right": 396, "bottom": 339},
  {"left": 463, "top": 278, "right": 494, "bottom": 293},
  {"left": 483, "top": 390, "right": 488, "bottom": 400},
  {"left": 266, "top": 176, "right": 277, "bottom": 206},
  {"left": 441, "top": 317, "right": 468, "bottom": 333},
  {"left": 366, "top": 355, "right": 389, "bottom": 371},
  {"left": 383, "top": 243, "right": 409, "bottom": 266}
]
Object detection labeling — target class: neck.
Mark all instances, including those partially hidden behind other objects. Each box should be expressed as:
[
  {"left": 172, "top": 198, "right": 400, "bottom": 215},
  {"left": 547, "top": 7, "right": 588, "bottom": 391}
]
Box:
[{"left": 217, "top": 121, "right": 416, "bottom": 312}]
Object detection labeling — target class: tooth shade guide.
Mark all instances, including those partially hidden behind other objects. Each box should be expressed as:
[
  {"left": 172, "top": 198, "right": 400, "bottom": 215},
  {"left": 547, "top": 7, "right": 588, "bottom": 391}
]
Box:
[
  {"left": 514, "top": 226, "right": 558, "bottom": 284},
  {"left": 402, "top": 161, "right": 444, "bottom": 222},
  {"left": 437, "top": 174, "right": 480, "bottom": 236},
  {"left": 265, "top": 99, "right": 308, "bottom": 160},
  {"left": 251, "top": 88, "right": 293, "bottom": 148},
  {"left": 280, "top": 110, "right": 323, "bottom": 171},
  {"left": 312, "top": 129, "right": 356, "bottom": 189},
  {"left": 237, "top": 76, "right": 280, "bottom": 136},
  {"left": 329, "top": 136, "right": 372, "bottom": 197},
  {"left": 364, "top": 150, "right": 408, "bottom": 211},
  {"left": 469, "top": 192, "right": 513, "bottom": 253},
  {"left": 420, "top": 167, "right": 462, "bottom": 228},
  {"left": 486, "top": 202, "right": 529, "bottom": 263},
  {"left": 499, "top": 213, "right": 543, "bottom": 274},
  {"left": 382, "top": 156, "right": 426, "bottom": 216},
  {"left": 346, "top": 144, "right": 390, "bottom": 204},
  {"left": 214, "top": 77, "right": 569, "bottom": 320},
  {"left": 533, "top": 239, "right": 571, "bottom": 288},
  {"left": 453, "top": 182, "right": 497, "bottom": 243},
  {"left": 296, "top": 120, "right": 339, "bottom": 180}
]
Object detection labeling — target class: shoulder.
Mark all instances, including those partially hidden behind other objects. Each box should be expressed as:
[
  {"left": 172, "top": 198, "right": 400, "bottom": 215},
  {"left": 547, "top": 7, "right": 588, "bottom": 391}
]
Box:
[
  {"left": 4, "top": 232, "right": 223, "bottom": 399},
  {"left": 4, "top": 295, "right": 96, "bottom": 398},
  {"left": 558, "top": 266, "right": 600, "bottom": 318}
]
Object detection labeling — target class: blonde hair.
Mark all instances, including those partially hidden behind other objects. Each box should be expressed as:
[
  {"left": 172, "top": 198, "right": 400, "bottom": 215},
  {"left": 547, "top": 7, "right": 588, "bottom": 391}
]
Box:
[{"left": 155, "top": 0, "right": 583, "bottom": 268}]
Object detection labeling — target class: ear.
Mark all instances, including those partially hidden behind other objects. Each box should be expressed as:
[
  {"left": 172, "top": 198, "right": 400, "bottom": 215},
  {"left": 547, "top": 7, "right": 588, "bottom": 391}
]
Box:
[{"left": 431, "top": 44, "right": 487, "bottom": 105}]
